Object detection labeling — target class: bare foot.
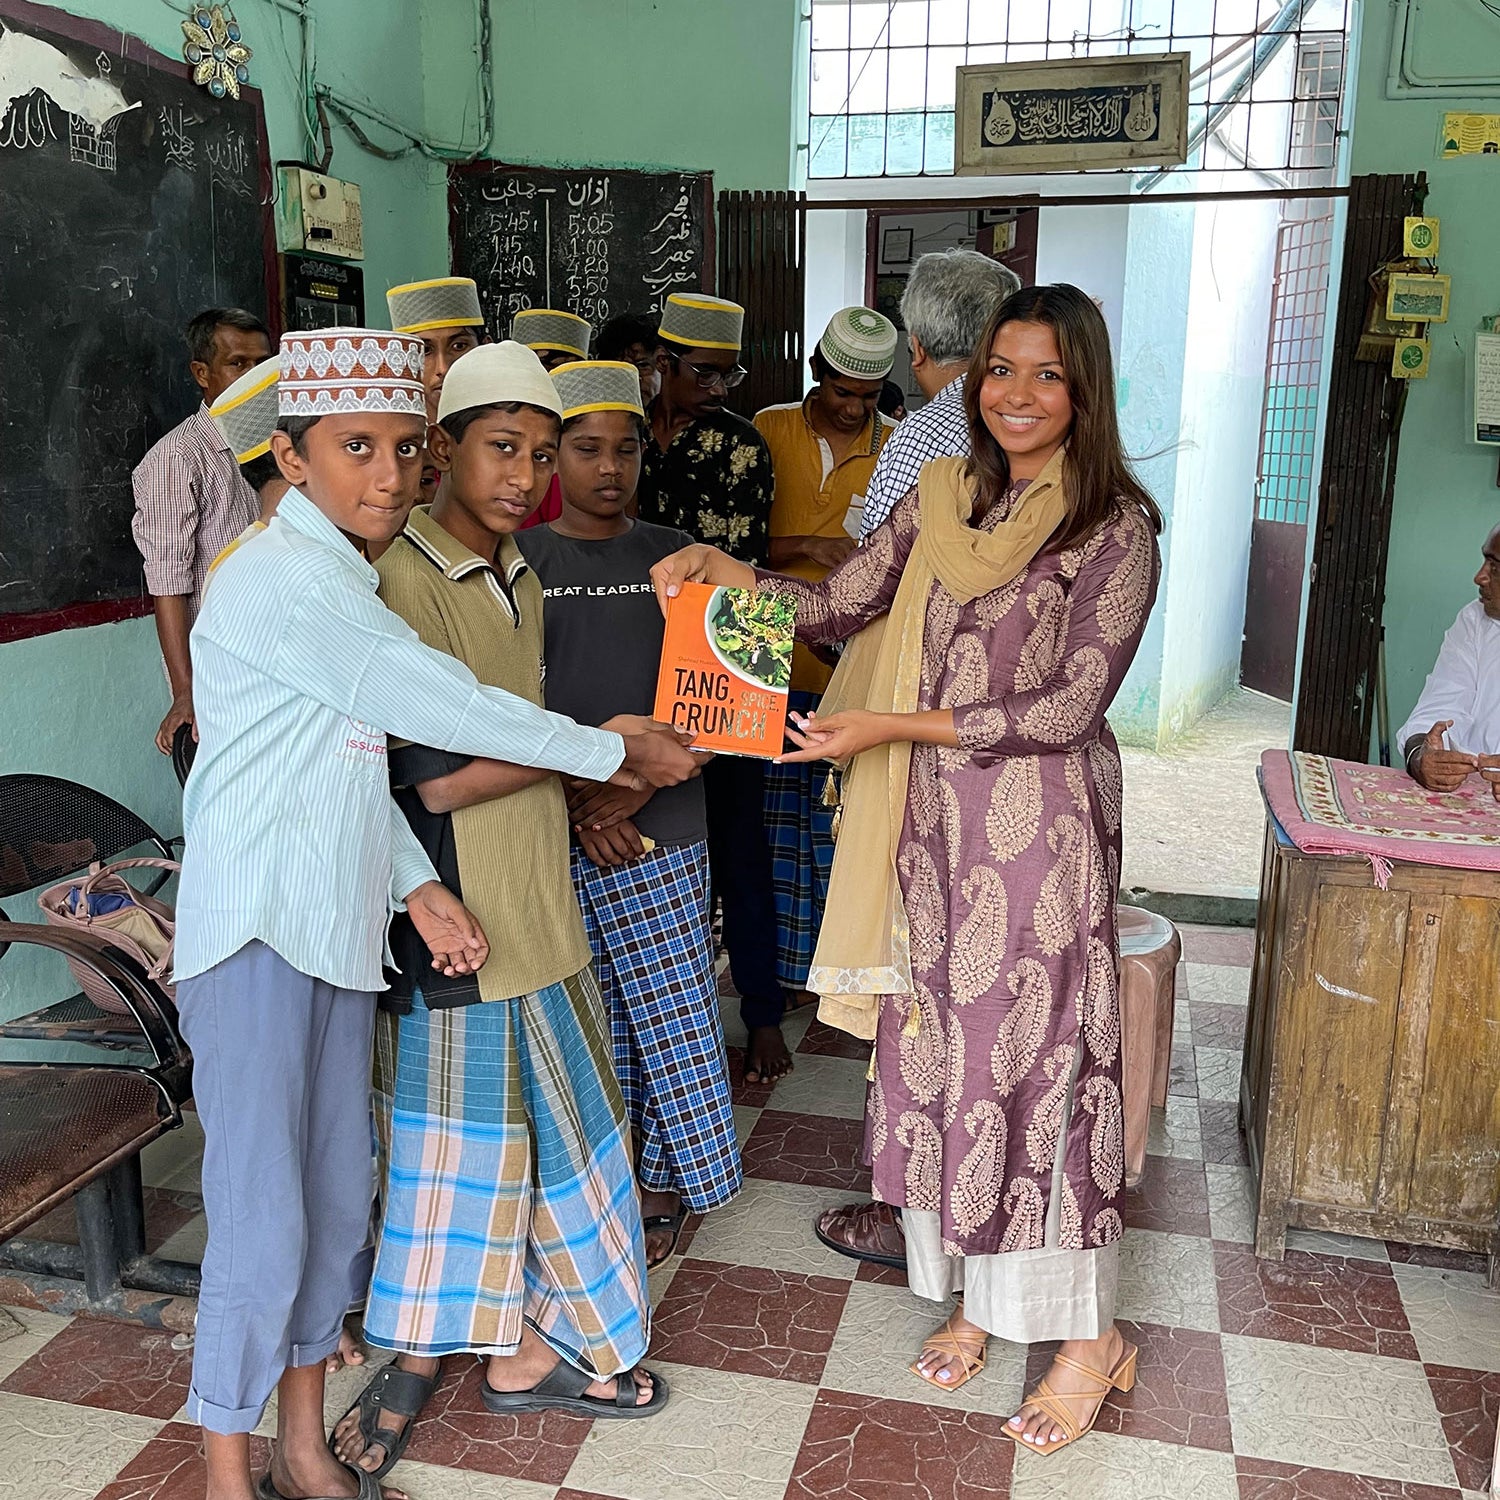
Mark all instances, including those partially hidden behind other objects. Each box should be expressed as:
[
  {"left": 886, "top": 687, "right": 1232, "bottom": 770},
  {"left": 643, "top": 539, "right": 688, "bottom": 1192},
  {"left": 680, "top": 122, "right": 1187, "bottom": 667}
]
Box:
[
  {"left": 331, "top": 1356, "right": 440, "bottom": 1477},
  {"left": 640, "top": 1187, "right": 684, "bottom": 1269},
  {"left": 1007, "top": 1326, "right": 1128, "bottom": 1451},
  {"left": 325, "top": 1316, "right": 366, "bottom": 1376},
  {"left": 267, "top": 1441, "right": 408, "bottom": 1500},
  {"left": 912, "top": 1302, "right": 986, "bottom": 1387},
  {"left": 485, "top": 1326, "right": 655, "bottom": 1407},
  {"left": 743, "top": 1024, "right": 793, "bottom": 1085}
]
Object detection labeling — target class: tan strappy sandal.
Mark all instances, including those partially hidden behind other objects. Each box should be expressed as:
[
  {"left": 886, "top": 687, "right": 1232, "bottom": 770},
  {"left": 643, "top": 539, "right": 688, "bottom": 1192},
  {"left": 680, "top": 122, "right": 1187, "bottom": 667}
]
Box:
[
  {"left": 1005, "top": 1343, "right": 1138, "bottom": 1456},
  {"left": 910, "top": 1307, "right": 989, "bottom": 1392}
]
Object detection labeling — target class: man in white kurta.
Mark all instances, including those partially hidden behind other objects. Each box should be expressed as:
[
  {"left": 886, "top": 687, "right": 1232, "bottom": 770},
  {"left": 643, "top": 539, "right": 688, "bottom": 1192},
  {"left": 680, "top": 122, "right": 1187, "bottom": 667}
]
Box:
[{"left": 1397, "top": 524, "right": 1500, "bottom": 794}]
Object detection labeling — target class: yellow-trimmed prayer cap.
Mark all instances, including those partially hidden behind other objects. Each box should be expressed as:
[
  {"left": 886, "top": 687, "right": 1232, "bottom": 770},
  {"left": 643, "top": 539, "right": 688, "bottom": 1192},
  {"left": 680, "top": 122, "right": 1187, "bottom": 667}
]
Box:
[
  {"left": 657, "top": 293, "right": 744, "bottom": 352},
  {"left": 209, "top": 355, "right": 280, "bottom": 463},
  {"left": 550, "top": 361, "right": 646, "bottom": 420},
  {"left": 510, "top": 308, "right": 592, "bottom": 360},
  {"left": 387, "top": 277, "right": 484, "bottom": 335}
]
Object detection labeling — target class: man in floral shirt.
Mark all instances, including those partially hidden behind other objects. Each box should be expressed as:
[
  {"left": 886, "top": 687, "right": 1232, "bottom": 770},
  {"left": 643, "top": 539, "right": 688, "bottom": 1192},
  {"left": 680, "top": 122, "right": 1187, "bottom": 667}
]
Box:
[{"left": 638, "top": 294, "right": 789, "bottom": 1083}]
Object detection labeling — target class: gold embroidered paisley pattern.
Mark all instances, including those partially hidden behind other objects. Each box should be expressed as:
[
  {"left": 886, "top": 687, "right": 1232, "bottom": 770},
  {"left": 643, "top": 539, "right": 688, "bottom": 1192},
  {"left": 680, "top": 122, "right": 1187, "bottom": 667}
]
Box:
[
  {"left": 951, "top": 1099, "right": 1008, "bottom": 1236},
  {"left": 1097, "top": 510, "right": 1155, "bottom": 646},
  {"left": 899, "top": 841, "right": 946, "bottom": 975},
  {"left": 1058, "top": 1175, "right": 1084, "bottom": 1250},
  {"left": 1033, "top": 814, "right": 1088, "bottom": 956},
  {"left": 1091, "top": 1207, "right": 1124, "bottom": 1246},
  {"left": 897, "top": 1110, "right": 944, "bottom": 1211},
  {"left": 1016, "top": 646, "right": 1109, "bottom": 746},
  {"left": 956, "top": 704, "right": 1008, "bottom": 751},
  {"left": 985, "top": 757, "right": 1042, "bottom": 863},
  {"left": 940, "top": 633, "right": 991, "bottom": 710},
  {"left": 991, "top": 957, "right": 1052, "bottom": 1096},
  {"left": 942, "top": 1010, "right": 967, "bottom": 1129},
  {"left": 1000, "top": 1176, "right": 1046, "bottom": 1251},
  {"left": 1082, "top": 1074, "right": 1125, "bottom": 1196},
  {"left": 1014, "top": 579, "right": 1067, "bottom": 692},
  {"left": 1088, "top": 740, "right": 1123, "bottom": 836},
  {"left": 976, "top": 572, "right": 1025, "bottom": 627},
  {"left": 898, "top": 980, "right": 944, "bottom": 1105},
  {"left": 949, "top": 866, "right": 1008, "bottom": 1005},
  {"left": 1081, "top": 935, "right": 1120, "bottom": 1066},
  {"left": 1064, "top": 751, "right": 1091, "bottom": 816},
  {"left": 869, "top": 1066, "right": 888, "bottom": 1155},
  {"left": 1024, "top": 1042, "right": 1076, "bottom": 1174}
]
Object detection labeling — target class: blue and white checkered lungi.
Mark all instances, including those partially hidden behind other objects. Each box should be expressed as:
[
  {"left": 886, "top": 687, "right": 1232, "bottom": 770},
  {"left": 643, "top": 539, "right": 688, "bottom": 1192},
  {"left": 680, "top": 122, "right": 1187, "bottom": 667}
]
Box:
[{"left": 571, "top": 838, "right": 742, "bottom": 1213}]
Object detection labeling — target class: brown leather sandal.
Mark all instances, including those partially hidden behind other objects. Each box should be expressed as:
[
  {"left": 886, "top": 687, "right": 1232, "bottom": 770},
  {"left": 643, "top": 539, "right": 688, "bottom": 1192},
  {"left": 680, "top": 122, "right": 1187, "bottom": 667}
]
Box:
[
  {"left": 1005, "top": 1344, "right": 1138, "bottom": 1456},
  {"left": 814, "top": 1201, "right": 907, "bottom": 1269},
  {"left": 909, "top": 1307, "right": 988, "bottom": 1392}
]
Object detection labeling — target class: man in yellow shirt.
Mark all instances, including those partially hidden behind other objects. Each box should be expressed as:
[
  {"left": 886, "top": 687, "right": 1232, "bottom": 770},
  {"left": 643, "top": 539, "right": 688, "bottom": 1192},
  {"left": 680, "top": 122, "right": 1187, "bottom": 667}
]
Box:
[{"left": 754, "top": 306, "right": 898, "bottom": 999}]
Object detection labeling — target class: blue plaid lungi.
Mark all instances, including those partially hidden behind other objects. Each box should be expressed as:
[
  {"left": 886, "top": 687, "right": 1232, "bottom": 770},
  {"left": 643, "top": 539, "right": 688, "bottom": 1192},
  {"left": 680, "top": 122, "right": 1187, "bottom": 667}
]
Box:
[
  {"left": 764, "top": 691, "right": 836, "bottom": 990},
  {"left": 364, "top": 970, "right": 650, "bottom": 1374},
  {"left": 571, "top": 838, "right": 741, "bottom": 1213}
]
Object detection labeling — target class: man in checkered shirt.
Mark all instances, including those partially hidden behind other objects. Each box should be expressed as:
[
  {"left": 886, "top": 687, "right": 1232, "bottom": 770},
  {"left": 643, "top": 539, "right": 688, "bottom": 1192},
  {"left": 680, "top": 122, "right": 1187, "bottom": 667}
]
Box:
[
  {"left": 131, "top": 307, "right": 272, "bottom": 755},
  {"left": 857, "top": 249, "right": 1020, "bottom": 539}
]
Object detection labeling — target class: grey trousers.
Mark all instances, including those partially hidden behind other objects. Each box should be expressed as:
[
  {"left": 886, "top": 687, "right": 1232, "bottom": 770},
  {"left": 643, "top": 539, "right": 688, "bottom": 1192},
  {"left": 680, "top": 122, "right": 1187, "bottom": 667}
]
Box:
[{"left": 178, "top": 941, "right": 375, "bottom": 1434}]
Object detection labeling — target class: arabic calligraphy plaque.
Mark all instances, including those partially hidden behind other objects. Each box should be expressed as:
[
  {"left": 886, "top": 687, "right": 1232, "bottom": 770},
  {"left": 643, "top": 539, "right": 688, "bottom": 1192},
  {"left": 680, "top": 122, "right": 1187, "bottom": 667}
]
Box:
[{"left": 956, "top": 53, "right": 1189, "bottom": 175}]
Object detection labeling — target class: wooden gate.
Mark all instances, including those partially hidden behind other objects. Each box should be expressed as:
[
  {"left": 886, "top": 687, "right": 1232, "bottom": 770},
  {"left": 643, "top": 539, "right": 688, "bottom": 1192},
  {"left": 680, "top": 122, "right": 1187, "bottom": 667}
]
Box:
[
  {"left": 1293, "top": 173, "right": 1423, "bottom": 759},
  {"left": 717, "top": 190, "right": 807, "bottom": 417}
]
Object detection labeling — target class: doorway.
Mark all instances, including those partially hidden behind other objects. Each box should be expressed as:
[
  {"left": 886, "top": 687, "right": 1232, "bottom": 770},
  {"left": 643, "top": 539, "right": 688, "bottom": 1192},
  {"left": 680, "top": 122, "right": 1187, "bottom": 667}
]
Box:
[{"left": 1242, "top": 211, "right": 1335, "bottom": 700}]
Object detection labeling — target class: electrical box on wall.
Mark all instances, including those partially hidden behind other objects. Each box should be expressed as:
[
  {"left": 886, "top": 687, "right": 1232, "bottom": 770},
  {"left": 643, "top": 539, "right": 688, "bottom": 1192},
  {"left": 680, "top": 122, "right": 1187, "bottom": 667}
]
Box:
[
  {"left": 275, "top": 165, "right": 364, "bottom": 261},
  {"left": 280, "top": 253, "right": 366, "bottom": 332}
]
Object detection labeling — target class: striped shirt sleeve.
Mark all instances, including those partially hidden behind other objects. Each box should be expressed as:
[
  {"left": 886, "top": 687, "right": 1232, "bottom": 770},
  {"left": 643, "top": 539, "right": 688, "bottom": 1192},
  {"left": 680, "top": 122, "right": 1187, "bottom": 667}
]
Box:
[
  {"left": 131, "top": 433, "right": 200, "bottom": 596},
  {"left": 390, "top": 798, "right": 438, "bottom": 904},
  {"left": 269, "top": 568, "right": 625, "bottom": 783}
]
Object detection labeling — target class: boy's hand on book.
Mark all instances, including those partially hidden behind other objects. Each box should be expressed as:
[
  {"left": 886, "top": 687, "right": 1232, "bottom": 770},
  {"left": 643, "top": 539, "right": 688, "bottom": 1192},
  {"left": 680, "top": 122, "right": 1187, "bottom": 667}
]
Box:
[
  {"left": 578, "top": 820, "right": 648, "bottom": 867},
  {"left": 620, "top": 721, "right": 700, "bottom": 788},
  {"left": 406, "top": 880, "right": 490, "bottom": 977},
  {"left": 650, "top": 545, "right": 757, "bottom": 615}
]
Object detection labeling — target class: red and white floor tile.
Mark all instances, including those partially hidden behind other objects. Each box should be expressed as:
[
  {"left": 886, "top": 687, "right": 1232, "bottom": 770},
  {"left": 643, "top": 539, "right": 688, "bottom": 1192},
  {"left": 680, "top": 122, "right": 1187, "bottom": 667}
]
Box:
[{"left": 3, "top": 925, "right": 1498, "bottom": 1499}]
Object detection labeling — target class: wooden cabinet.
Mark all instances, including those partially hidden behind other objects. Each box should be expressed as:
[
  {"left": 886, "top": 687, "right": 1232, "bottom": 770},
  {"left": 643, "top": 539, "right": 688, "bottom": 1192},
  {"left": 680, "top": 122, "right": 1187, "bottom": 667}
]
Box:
[{"left": 1243, "top": 825, "right": 1500, "bottom": 1259}]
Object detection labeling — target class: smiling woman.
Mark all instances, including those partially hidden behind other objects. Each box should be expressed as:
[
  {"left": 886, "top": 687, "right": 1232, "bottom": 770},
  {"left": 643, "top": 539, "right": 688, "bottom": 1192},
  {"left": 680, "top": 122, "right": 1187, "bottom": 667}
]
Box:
[{"left": 651, "top": 284, "right": 1166, "bottom": 1459}]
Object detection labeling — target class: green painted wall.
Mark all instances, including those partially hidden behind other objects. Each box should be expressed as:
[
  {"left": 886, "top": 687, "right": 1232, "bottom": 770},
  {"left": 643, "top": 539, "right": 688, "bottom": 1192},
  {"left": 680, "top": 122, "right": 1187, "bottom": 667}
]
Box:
[
  {"left": 0, "top": 0, "right": 450, "bottom": 868},
  {"left": 1350, "top": 2, "right": 1500, "bottom": 736},
  {"left": 425, "top": 0, "right": 801, "bottom": 193},
  {"left": 1, "top": 0, "right": 800, "bottom": 902}
]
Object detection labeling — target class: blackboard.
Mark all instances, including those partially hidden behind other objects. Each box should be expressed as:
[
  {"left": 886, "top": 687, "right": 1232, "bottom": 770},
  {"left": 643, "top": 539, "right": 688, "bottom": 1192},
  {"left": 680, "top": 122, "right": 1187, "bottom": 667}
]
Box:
[
  {"left": 448, "top": 162, "right": 713, "bottom": 339},
  {"left": 0, "top": 0, "right": 273, "bottom": 635}
]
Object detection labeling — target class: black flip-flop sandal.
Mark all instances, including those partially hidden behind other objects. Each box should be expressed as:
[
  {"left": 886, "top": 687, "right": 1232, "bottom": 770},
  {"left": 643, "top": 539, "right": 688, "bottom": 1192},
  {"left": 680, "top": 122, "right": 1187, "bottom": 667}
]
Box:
[
  {"left": 257, "top": 1462, "right": 380, "bottom": 1500},
  {"left": 481, "top": 1361, "right": 670, "bottom": 1420},
  {"left": 642, "top": 1203, "right": 689, "bottom": 1269},
  {"left": 329, "top": 1363, "right": 438, "bottom": 1482}
]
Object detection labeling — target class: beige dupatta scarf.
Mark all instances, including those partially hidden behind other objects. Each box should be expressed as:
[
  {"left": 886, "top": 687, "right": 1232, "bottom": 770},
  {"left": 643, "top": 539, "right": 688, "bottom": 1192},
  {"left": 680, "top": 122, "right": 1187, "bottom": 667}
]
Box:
[{"left": 808, "top": 447, "right": 1070, "bottom": 1039}]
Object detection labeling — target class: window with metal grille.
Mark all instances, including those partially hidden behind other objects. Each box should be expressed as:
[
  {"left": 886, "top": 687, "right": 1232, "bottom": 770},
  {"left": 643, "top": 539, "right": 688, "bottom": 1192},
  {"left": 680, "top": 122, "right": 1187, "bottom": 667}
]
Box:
[
  {"left": 807, "top": 0, "right": 1353, "bottom": 181},
  {"left": 1254, "top": 212, "right": 1334, "bottom": 526}
]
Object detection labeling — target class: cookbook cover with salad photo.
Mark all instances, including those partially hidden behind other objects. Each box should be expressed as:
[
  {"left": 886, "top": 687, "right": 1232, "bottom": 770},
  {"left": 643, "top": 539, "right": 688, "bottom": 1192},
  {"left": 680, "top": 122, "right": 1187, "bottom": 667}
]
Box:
[{"left": 653, "top": 582, "right": 795, "bottom": 757}]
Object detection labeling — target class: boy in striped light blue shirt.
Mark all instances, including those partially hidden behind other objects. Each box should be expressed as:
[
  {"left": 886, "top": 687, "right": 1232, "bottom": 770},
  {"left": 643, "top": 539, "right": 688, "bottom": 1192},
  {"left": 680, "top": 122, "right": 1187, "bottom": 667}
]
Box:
[{"left": 176, "top": 328, "right": 697, "bottom": 1500}]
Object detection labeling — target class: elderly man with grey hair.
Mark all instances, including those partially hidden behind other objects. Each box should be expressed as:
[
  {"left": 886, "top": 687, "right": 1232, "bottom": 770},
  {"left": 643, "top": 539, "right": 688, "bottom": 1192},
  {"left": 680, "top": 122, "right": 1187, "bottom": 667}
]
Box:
[{"left": 857, "top": 248, "right": 1022, "bottom": 539}]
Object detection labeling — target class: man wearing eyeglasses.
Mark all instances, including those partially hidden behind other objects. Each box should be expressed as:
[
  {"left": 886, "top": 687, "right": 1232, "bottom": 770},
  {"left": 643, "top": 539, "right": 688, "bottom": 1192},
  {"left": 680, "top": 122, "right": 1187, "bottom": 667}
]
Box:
[{"left": 638, "top": 293, "right": 790, "bottom": 1085}]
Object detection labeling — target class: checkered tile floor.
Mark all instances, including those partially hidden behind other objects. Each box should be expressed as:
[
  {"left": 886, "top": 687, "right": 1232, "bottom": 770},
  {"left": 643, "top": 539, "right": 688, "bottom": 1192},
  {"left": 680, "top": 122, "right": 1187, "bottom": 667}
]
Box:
[{"left": 4, "top": 924, "right": 1499, "bottom": 1499}]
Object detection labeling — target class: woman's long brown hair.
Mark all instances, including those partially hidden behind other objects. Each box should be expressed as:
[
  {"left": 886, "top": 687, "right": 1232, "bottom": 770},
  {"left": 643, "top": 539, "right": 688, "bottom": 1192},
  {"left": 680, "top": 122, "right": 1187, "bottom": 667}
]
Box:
[{"left": 962, "top": 283, "right": 1163, "bottom": 551}]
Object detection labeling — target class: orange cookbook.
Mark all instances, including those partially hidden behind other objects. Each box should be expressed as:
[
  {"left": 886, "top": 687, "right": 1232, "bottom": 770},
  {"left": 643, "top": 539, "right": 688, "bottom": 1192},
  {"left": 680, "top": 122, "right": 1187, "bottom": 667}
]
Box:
[{"left": 653, "top": 583, "right": 796, "bottom": 757}]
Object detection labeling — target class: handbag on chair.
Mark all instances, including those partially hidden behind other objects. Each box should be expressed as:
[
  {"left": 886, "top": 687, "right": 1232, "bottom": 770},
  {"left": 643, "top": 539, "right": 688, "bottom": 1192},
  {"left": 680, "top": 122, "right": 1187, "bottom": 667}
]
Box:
[{"left": 37, "top": 857, "right": 178, "bottom": 1014}]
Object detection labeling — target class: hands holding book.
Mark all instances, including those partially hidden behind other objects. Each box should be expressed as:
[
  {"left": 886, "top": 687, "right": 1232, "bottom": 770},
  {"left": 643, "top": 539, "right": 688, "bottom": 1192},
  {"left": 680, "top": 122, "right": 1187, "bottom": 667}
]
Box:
[
  {"left": 650, "top": 544, "right": 756, "bottom": 614},
  {"left": 607, "top": 714, "right": 702, "bottom": 792}
]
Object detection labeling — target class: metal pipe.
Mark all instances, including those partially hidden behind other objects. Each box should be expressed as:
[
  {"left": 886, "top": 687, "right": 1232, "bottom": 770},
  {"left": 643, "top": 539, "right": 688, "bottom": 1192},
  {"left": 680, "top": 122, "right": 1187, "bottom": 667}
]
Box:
[
  {"left": 1138, "top": 0, "right": 1319, "bottom": 193},
  {"left": 805, "top": 185, "right": 1347, "bottom": 212},
  {"left": 0, "top": 1267, "right": 198, "bottom": 1332}
]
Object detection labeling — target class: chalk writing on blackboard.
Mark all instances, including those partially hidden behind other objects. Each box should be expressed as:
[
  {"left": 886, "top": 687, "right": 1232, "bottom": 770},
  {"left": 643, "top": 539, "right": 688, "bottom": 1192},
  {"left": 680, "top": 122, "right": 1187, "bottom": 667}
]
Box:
[
  {"left": 451, "top": 162, "right": 710, "bottom": 336},
  {"left": 158, "top": 103, "right": 195, "bottom": 171}
]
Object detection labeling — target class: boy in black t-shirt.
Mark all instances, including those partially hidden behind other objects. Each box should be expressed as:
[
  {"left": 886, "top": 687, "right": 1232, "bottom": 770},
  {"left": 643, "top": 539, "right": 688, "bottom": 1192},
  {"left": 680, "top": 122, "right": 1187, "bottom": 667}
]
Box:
[{"left": 518, "top": 360, "right": 742, "bottom": 1269}]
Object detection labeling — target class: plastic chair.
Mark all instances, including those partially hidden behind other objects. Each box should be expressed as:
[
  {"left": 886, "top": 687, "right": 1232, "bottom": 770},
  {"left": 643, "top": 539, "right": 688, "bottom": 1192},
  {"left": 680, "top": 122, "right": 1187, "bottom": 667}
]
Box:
[{"left": 1118, "top": 905, "right": 1181, "bottom": 1188}]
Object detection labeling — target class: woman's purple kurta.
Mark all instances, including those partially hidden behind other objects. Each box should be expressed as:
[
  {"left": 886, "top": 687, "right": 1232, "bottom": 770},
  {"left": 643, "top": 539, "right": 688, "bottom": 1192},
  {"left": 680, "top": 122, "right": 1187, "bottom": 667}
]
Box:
[{"left": 768, "top": 484, "right": 1160, "bottom": 1257}]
